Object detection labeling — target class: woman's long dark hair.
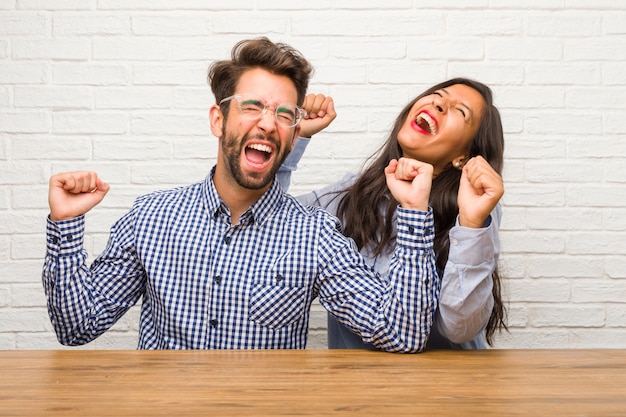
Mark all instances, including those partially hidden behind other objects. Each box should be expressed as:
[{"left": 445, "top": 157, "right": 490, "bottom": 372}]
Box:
[{"left": 336, "top": 78, "right": 507, "bottom": 345}]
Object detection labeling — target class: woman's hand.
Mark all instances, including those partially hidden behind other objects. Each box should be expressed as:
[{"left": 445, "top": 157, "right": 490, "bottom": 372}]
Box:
[
  {"left": 457, "top": 156, "right": 504, "bottom": 228},
  {"left": 298, "top": 93, "right": 337, "bottom": 138}
]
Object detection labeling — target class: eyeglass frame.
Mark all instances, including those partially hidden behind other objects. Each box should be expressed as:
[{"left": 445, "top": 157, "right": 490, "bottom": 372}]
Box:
[{"left": 218, "top": 94, "right": 307, "bottom": 128}]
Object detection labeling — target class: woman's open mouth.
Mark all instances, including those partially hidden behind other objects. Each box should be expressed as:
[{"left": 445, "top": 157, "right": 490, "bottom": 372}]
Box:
[{"left": 414, "top": 112, "right": 438, "bottom": 135}]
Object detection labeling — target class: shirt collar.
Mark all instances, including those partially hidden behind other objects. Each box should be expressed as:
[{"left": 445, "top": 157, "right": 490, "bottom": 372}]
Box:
[{"left": 203, "top": 166, "right": 284, "bottom": 226}]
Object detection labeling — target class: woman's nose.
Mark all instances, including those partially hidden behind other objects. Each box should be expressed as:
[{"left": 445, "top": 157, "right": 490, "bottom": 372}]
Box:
[{"left": 433, "top": 96, "right": 448, "bottom": 113}]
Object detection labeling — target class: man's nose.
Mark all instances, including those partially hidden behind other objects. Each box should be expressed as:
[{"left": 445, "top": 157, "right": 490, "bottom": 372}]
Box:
[{"left": 257, "top": 107, "right": 278, "bottom": 131}]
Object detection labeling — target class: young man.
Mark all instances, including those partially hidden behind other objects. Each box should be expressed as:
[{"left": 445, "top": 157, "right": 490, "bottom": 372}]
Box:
[{"left": 43, "top": 37, "right": 439, "bottom": 351}]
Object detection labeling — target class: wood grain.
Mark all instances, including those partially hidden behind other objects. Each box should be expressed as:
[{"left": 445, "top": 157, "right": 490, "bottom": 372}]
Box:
[{"left": 1, "top": 349, "right": 625, "bottom": 416}]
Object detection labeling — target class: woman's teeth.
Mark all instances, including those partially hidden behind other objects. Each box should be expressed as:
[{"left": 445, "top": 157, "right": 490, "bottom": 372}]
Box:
[{"left": 416, "top": 113, "right": 437, "bottom": 135}]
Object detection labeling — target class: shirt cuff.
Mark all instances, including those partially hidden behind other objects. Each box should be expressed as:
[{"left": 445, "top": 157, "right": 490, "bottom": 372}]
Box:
[
  {"left": 395, "top": 206, "right": 435, "bottom": 250},
  {"left": 448, "top": 214, "right": 496, "bottom": 264},
  {"left": 46, "top": 215, "right": 86, "bottom": 256}
]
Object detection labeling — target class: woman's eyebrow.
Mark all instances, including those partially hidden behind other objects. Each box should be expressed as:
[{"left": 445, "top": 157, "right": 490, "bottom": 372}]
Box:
[{"left": 441, "top": 88, "right": 475, "bottom": 121}]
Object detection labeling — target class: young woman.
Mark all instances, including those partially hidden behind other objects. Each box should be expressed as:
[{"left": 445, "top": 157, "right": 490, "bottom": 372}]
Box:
[{"left": 282, "top": 78, "right": 507, "bottom": 349}]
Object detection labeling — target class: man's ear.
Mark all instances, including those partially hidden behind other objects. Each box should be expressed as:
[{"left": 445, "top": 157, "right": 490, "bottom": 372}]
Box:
[{"left": 209, "top": 104, "right": 223, "bottom": 138}]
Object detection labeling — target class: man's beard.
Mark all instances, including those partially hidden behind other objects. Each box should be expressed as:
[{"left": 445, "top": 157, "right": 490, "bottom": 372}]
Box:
[{"left": 221, "top": 131, "right": 291, "bottom": 190}]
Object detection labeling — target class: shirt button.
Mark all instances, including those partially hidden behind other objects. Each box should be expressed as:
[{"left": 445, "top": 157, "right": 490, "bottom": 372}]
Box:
[
  {"left": 275, "top": 274, "right": 283, "bottom": 282},
  {"left": 51, "top": 237, "right": 59, "bottom": 244},
  {"left": 452, "top": 238, "right": 459, "bottom": 246},
  {"left": 223, "top": 236, "right": 231, "bottom": 244},
  {"left": 214, "top": 275, "right": 222, "bottom": 284},
  {"left": 210, "top": 319, "right": 218, "bottom": 328},
  {"left": 425, "top": 227, "right": 432, "bottom": 235},
  {"left": 65, "top": 233, "right": 73, "bottom": 242},
  {"left": 408, "top": 226, "right": 415, "bottom": 234}
]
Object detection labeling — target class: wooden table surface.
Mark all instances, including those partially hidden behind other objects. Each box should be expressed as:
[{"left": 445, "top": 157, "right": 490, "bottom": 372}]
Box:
[{"left": 1, "top": 349, "right": 625, "bottom": 416}]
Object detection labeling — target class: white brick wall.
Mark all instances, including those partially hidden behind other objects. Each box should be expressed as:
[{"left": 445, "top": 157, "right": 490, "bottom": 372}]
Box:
[{"left": 1, "top": 2, "right": 625, "bottom": 350}]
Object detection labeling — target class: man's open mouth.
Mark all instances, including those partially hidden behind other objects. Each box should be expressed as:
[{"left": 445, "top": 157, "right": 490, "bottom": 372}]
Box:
[{"left": 245, "top": 143, "right": 273, "bottom": 164}]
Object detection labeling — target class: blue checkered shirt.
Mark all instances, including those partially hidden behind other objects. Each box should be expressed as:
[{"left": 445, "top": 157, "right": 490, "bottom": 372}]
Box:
[{"left": 43, "top": 170, "right": 439, "bottom": 351}]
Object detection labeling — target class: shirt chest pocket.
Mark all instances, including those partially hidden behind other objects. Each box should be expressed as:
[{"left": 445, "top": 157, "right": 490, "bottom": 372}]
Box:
[{"left": 248, "top": 270, "right": 312, "bottom": 329}]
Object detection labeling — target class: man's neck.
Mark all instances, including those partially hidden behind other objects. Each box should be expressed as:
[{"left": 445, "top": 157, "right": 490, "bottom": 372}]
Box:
[{"left": 213, "top": 167, "right": 269, "bottom": 225}]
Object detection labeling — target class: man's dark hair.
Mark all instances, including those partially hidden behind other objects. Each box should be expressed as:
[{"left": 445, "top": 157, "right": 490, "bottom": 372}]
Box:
[{"left": 208, "top": 37, "right": 313, "bottom": 118}]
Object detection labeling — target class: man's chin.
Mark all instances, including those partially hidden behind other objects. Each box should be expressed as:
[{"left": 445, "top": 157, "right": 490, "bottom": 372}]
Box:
[
  {"left": 235, "top": 171, "right": 274, "bottom": 190},
  {"left": 230, "top": 150, "right": 286, "bottom": 191}
]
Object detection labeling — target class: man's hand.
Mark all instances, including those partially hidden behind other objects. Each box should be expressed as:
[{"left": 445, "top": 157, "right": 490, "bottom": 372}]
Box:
[
  {"left": 48, "top": 171, "right": 110, "bottom": 221},
  {"left": 384, "top": 158, "right": 433, "bottom": 211},
  {"left": 457, "top": 156, "right": 504, "bottom": 228},
  {"left": 298, "top": 93, "right": 337, "bottom": 138}
]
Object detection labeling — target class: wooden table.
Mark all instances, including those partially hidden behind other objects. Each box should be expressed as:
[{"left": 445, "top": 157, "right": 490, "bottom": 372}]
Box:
[{"left": 1, "top": 349, "right": 625, "bottom": 416}]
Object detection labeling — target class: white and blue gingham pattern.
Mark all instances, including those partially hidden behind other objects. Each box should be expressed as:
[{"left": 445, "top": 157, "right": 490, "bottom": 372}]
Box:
[{"left": 43, "top": 171, "right": 438, "bottom": 351}]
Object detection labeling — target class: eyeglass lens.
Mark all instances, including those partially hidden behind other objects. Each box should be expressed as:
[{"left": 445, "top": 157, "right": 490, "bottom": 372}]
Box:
[{"left": 223, "top": 95, "right": 304, "bottom": 127}]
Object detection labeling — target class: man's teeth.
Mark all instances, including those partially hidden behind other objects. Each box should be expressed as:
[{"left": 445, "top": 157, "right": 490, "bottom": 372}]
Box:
[
  {"left": 416, "top": 113, "right": 437, "bottom": 135},
  {"left": 248, "top": 143, "right": 272, "bottom": 154}
]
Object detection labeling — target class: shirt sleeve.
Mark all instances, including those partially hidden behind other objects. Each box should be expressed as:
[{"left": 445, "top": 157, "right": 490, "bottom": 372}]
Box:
[
  {"left": 316, "top": 207, "right": 439, "bottom": 353},
  {"left": 277, "top": 136, "right": 312, "bottom": 192},
  {"left": 436, "top": 204, "right": 501, "bottom": 344},
  {"left": 42, "top": 210, "right": 145, "bottom": 346}
]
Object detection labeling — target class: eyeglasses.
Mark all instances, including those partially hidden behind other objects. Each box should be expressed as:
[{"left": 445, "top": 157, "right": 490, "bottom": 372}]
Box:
[{"left": 219, "top": 94, "right": 307, "bottom": 128}]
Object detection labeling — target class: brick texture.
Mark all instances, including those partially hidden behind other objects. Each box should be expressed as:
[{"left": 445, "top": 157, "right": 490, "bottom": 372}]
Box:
[{"left": 1, "top": 2, "right": 625, "bottom": 350}]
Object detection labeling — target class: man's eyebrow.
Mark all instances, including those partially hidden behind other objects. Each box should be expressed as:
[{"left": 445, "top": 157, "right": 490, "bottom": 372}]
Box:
[{"left": 441, "top": 88, "right": 475, "bottom": 121}]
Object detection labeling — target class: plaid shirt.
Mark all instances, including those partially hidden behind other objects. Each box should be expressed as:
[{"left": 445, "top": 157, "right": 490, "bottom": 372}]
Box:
[{"left": 43, "top": 169, "right": 439, "bottom": 351}]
